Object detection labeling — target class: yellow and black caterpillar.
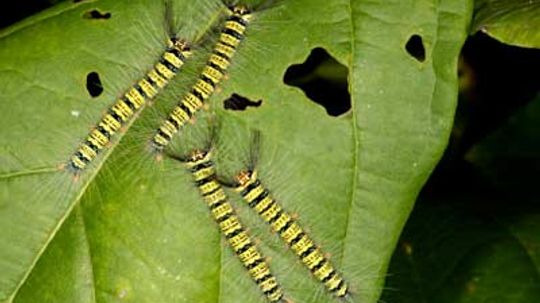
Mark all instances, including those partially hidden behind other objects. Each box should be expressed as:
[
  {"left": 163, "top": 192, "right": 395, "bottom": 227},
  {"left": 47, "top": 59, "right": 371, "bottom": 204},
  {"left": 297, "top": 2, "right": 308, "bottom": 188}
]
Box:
[
  {"left": 68, "top": 38, "right": 191, "bottom": 172},
  {"left": 234, "top": 170, "right": 350, "bottom": 299},
  {"left": 151, "top": 6, "right": 251, "bottom": 150},
  {"left": 180, "top": 149, "right": 286, "bottom": 303}
]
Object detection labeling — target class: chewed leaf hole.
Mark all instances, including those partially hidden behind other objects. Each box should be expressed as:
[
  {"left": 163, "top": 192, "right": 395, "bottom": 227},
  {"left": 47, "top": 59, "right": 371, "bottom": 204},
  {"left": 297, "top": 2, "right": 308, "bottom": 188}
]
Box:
[
  {"left": 284, "top": 47, "right": 351, "bottom": 116},
  {"left": 83, "top": 9, "right": 111, "bottom": 19},
  {"left": 406, "top": 34, "right": 426, "bottom": 62},
  {"left": 86, "top": 72, "right": 103, "bottom": 97},
  {"left": 224, "top": 93, "right": 262, "bottom": 111}
]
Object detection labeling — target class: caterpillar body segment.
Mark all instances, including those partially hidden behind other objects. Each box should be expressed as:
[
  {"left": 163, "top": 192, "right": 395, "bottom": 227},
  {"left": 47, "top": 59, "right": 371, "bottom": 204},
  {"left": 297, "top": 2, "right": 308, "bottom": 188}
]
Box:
[
  {"left": 151, "top": 6, "right": 252, "bottom": 150},
  {"left": 182, "top": 150, "right": 286, "bottom": 303},
  {"left": 68, "top": 38, "right": 191, "bottom": 172},
  {"left": 234, "top": 170, "right": 350, "bottom": 299}
]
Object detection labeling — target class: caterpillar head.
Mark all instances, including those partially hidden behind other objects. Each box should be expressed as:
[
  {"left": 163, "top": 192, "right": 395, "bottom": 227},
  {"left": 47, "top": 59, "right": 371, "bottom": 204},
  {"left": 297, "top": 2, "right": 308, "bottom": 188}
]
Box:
[{"left": 235, "top": 169, "right": 257, "bottom": 187}]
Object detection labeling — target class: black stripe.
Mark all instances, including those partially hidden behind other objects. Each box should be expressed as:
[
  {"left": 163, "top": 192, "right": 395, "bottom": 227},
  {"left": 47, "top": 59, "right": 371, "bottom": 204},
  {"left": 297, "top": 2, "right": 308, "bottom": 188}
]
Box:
[
  {"left": 108, "top": 110, "right": 123, "bottom": 123},
  {"left": 256, "top": 273, "right": 272, "bottom": 284},
  {"left": 214, "top": 46, "right": 235, "bottom": 61},
  {"left": 167, "top": 46, "right": 186, "bottom": 62},
  {"left": 96, "top": 126, "right": 111, "bottom": 139},
  {"left": 332, "top": 279, "right": 347, "bottom": 294},
  {"left": 257, "top": 197, "right": 275, "bottom": 216},
  {"left": 157, "top": 128, "right": 172, "bottom": 140},
  {"left": 208, "top": 198, "right": 225, "bottom": 210},
  {"left": 188, "top": 90, "right": 204, "bottom": 108},
  {"left": 195, "top": 173, "right": 215, "bottom": 187},
  {"left": 235, "top": 238, "right": 251, "bottom": 253},
  {"left": 310, "top": 258, "right": 326, "bottom": 273},
  {"left": 225, "top": 225, "right": 242, "bottom": 239},
  {"left": 277, "top": 218, "right": 293, "bottom": 235},
  {"left": 166, "top": 116, "right": 179, "bottom": 129},
  {"left": 321, "top": 270, "right": 336, "bottom": 283},
  {"left": 223, "top": 28, "right": 244, "bottom": 41},
  {"left": 201, "top": 75, "right": 216, "bottom": 87},
  {"left": 84, "top": 140, "right": 100, "bottom": 153},
  {"left": 75, "top": 151, "right": 90, "bottom": 163},
  {"left": 159, "top": 57, "right": 178, "bottom": 73},
  {"left": 154, "top": 65, "right": 168, "bottom": 80},
  {"left": 290, "top": 232, "right": 305, "bottom": 246},
  {"left": 267, "top": 209, "right": 283, "bottom": 225},
  {"left": 217, "top": 212, "right": 232, "bottom": 223},
  {"left": 178, "top": 101, "right": 194, "bottom": 117},
  {"left": 189, "top": 160, "right": 212, "bottom": 173},
  {"left": 145, "top": 74, "right": 157, "bottom": 88},
  {"left": 203, "top": 186, "right": 221, "bottom": 198},
  {"left": 208, "top": 61, "right": 225, "bottom": 74},
  {"left": 134, "top": 84, "right": 149, "bottom": 99},
  {"left": 248, "top": 189, "right": 269, "bottom": 209},
  {"left": 228, "top": 14, "right": 248, "bottom": 26},
  {"left": 246, "top": 256, "right": 262, "bottom": 270},
  {"left": 264, "top": 285, "right": 280, "bottom": 296},
  {"left": 122, "top": 96, "right": 137, "bottom": 111},
  {"left": 241, "top": 179, "right": 261, "bottom": 196},
  {"left": 300, "top": 245, "right": 316, "bottom": 259}
]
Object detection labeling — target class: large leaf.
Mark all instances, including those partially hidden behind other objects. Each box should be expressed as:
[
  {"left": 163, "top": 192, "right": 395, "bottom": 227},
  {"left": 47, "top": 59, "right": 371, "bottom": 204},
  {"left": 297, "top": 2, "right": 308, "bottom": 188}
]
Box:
[
  {"left": 472, "top": 0, "right": 540, "bottom": 48},
  {"left": 0, "top": 0, "right": 472, "bottom": 302}
]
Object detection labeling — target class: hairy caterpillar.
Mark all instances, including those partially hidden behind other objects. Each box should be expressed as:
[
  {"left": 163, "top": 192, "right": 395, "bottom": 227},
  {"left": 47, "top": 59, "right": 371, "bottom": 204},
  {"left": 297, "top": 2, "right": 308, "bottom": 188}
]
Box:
[
  {"left": 67, "top": 38, "right": 192, "bottom": 172},
  {"left": 171, "top": 148, "right": 287, "bottom": 303},
  {"left": 151, "top": 5, "right": 252, "bottom": 150}
]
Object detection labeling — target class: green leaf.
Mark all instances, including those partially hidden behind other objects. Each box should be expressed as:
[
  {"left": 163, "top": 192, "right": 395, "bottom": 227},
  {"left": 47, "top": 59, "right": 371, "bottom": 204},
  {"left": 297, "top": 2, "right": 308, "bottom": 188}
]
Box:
[
  {"left": 0, "top": 0, "right": 472, "bottom": 302},
  {"left": 472, "top": 0, "right": 540, "bottom": 48}
]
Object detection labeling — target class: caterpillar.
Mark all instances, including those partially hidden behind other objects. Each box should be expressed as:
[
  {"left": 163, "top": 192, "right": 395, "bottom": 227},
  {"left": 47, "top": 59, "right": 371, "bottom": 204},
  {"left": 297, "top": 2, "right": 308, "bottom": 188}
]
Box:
[
  {"left": 67, "top": 38, "right": 192, "bottom": 172},
  {"left": 151, "top": 5, "right": 252, "bottom": 150},
  {"left": 176, "top": 148, "right": 286, "bottom": 303},
  {"left": 234, "top": 170, "right": 350, "bottom": 300}
]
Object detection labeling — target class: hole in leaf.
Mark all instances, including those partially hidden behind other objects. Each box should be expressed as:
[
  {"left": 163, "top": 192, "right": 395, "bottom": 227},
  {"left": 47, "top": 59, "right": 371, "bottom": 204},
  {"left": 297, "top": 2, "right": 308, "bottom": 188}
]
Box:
[
  {"left": 283, "top": 47, "right": 351, "bottom": 116},
  {"left": 83, "top": 9, "right": 111, "bottom": 19},
  {"left": 86, "top": 72, "right": 103, "bottom": 97},
  {"left": 223, "top": 93, "right": 262, "bottom": 111},
  {"left": 405, "top": 34, "right": 426, "bottom": 62}
]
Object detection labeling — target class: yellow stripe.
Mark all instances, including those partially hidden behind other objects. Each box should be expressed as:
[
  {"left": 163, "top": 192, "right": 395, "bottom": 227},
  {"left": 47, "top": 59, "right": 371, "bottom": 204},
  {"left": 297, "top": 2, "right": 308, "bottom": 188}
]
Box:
[
  {"left": 155, "top": 62, "right": 175, "bottom": 80},
  {"left": 71, "top": 156, "right": 86, "bottom": 169},
  {"left": 261, "top": 202, "right": 281, "bottom": 222},
  {"left": 292, "top": 235, "right": 314, "bottom": 256},
  {"left": 244, "top": 184, "right": 265, "bottom": 203},
  {"left": 209, "top": 54, "right": 231, "bottom": 71},
  {"left": 183, "top": 92, "right": 203, "bottom": 111},
  {"left": 271, "top": 213, "right": 292, "bottom": 233},
  {"left": 220, "top": 216, "right": 242, "bottom": 236},
  {"left": 148, "top": 69, "right": 167, "bottom": 88},
  {"left": 102, "top": 114, "right": 121, "bottom": 131},
  {"left": 211, "top": 203, "right": 233, "bottom": 220},
  {"left": 89, "top": 129, "right": 108, "bottom": 147},
  {"left": 313, "top": 261, "right": 333, "bottom": 280},
  {"left": 225, "top": 20, "right": 246, "bottom": 35},
  {"left": 259, "top": 276, "right": 278, "bottom": 292},
  {"left": 138, "top": 79, "right": 158, "bottom": 99},
  {"left": 163, "top": 51, "right": 184, "bottom": 68},
  {"left": 250, "top": 261, "right": 270, "bottom": 280},
  {"left": 254, "top": 196, "right": 274, "bottom": 214},
  {"left": 238, "top": 246, "right": 260, "bottom": 264},
  {"left": 326, "top": 274, "right": 343, "bottom": 291},
  {"left": 125, "top": 87, "right": 145, "bottom": 108},
  {"left": 79, "top": 144, "right": 96, "bottom": 160},
  {"left": 201, "top": 65, "right": 224, "bottom": 84},
  {"left": 214, "top": 42, "right": 236, "bottom": 59},
  {"left": 303, "top": 249, "right": 324, "bottom": 270},
  {"left": 193, "top": 79, "right": 214, "bottom": 100},
  {"left": 171, "top": 106, "right": 190, "bottom": 124},
  {"left": 153, "top": 133, "right": 169, "bottom": 146},
  {"left": 199, "top": 180, "right": 220, "bottom": 195},
  {"left": 219, "top": 33, "right": 240, "bottom": 48},
  {"left": 229, "top": 232, "right": 250, "bottom": 251},
  {"left": 281, "top": 223, "right": 303, "bottom": 244}
]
